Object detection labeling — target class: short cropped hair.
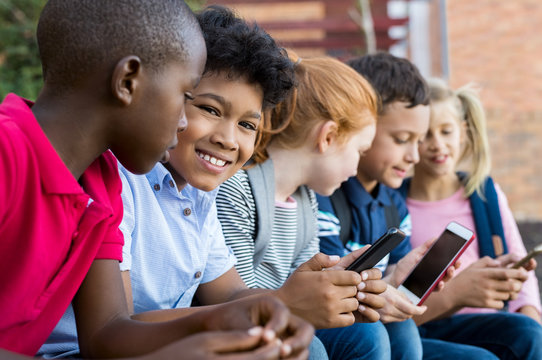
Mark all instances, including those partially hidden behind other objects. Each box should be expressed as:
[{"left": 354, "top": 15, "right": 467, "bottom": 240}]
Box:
[
  {"left": 347, "top": 52, "right": 429, "bottom": 114},
  {"left": 37, "top": 0, "right": 200, "bottom": 89},
  {"left": 196, "top": 5, "right": 295, "bottom": 110}
]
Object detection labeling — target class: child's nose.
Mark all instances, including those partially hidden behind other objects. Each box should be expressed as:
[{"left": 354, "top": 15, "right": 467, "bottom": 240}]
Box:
[{"left": 178, "top": 112, "right": 188, "bottom": 132}]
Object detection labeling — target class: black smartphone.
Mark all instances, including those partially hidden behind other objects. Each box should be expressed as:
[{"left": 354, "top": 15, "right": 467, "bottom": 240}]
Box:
[{"left": 345, "top": 227, "right": 406, "bottom": 273}]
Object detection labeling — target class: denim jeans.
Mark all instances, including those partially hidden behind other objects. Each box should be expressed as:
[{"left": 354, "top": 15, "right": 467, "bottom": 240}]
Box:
[
  {"left": 316, "top": 319, "right": 422, "bottom": 360},
  {"left": 419, "top": 313, "right": 542, "bottom": 360},
  {"left": 309, "top": 336, "right": 329, "bottom": 360}
]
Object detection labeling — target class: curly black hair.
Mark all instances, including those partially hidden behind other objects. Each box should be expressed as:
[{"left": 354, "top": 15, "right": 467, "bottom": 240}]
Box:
[
  {"left": 196, "top": 5, "right": 295, "bottom": 109},
  {"left": 347, "top": 52, "right": 429, "bottom": 113}
]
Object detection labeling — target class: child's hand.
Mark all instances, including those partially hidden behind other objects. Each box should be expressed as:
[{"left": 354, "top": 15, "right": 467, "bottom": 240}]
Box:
[
  {"left": 445, "top": 256, "right": 528, "bottom": 309},
  {"left": 499, "top": 253, "right": 538, "bottom": 272},
  {"left": 355, "top": 268, "right": 387, "bottom": 323},
  {"left": 386, "top": 238, "right": 436, "bottom": 288},
  {"left": 374, "top": 284, "right": 426, "bottom": 323},
  {"left": 201, "top": 295, "right": 314, "bottom": 358},
  {"left": 276, "top": 253, "right": 362, "bottom": 329},
  {"left": 141, "top": 328, "right": 292, "bottom": 360}
]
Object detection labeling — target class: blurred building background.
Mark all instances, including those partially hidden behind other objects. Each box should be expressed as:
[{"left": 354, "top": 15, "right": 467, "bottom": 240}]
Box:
[{"left": 207, "top": 0, "right": 542, "bottom": 231}]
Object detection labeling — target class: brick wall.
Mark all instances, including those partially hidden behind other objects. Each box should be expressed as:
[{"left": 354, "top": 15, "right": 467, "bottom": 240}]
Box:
[{"left": 446, "top": 0, "right": 542, "bottom": 221}]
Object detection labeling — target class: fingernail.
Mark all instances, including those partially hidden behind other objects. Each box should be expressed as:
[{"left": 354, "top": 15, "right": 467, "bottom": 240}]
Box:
[
  {"left": 329, "top": 255, "right": 340, "bottom": 262},
  {"left": 281, "top": 343, "right": 292, "bottom": 356},
  {"left": 358, "top": 282, "right": 366, "bottom": 290},
  {"left": 361, "top": 271, "right": 369, "bottom": 280},
  {"left": 263, "top": 329, "right": 276, "bottom": 341},
  {"left": 358, "top": 304, "right": 366, "bottom": 311},
  {"left": 357, "top": 292, "right": 366, "bottom": 300},
  {"left": 248, "top": 326, "right": 263, "bottom": 336}
]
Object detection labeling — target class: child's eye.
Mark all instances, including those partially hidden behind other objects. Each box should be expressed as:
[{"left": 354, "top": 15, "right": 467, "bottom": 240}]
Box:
[
  {"left": 239, "top": 121, "right": 257, "bottom": 131},
  {"left": 394, "top": 137, "right": 408, "bottom": 145},
  {"left": 200, "top": 105, "right": 219, "bottom": 117}
]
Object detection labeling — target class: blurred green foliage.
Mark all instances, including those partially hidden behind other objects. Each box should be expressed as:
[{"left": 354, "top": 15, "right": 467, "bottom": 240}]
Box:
[
  {"left": 0, "top": 0, "right": 45, "bottom": 101},
  {"left": 0, "top": 0, "right": 206, "bottom": 101}
]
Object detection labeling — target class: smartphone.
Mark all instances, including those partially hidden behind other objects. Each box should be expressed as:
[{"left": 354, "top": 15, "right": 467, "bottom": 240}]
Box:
[
  {"left": 345, "top": 227, "right": 406, "bottom": 273},
  {"left": 512, "top": 244, "right": 542, "bottom": 269},
  {"left": 398, "top": 221, "right": 475, "bottom": 305}
]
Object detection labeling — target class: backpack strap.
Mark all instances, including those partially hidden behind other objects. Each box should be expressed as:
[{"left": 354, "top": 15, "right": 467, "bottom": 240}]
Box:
[
  {"left": 247, "top": 159, "right": 316, "bottom": 268},
  {"left": 459, "top": 172, "right": 507, "bottom": 258},
  {"left": 246, "top": 160, "right": 275, "bottom": 268},
  {"left": 330, "top": 188, "right": 352, "bottom": 245},
  {"left": 291, "top": 185, "right": 317, "bottom": 262}
]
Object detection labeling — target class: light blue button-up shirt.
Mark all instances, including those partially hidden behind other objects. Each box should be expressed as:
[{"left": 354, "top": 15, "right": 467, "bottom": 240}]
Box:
[
  {"left": 119, "top": 162, "right": 236, "bottom": 311},
  {"left": 38, "top": 163, "right": 236, "bottom": 358}
]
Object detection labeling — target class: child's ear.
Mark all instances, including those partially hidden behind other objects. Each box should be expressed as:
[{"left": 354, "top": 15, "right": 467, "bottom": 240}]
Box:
[
  {"left": 316, "top": 120, "right": 338, "bottom": 153},
  {"left": 111, "top": 55, "right": 142, "bottom": 105}
]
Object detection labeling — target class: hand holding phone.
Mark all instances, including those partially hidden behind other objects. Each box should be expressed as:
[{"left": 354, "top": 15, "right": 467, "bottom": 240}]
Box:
[
  {"left": 345, "top": 227, "right": 406, "bottom": 273},
  {"left": 512, "top": 244, "right": 542, "bottom": 269},
  {"left": 398, "top": 221, "right": 475, "bottom": 305}
]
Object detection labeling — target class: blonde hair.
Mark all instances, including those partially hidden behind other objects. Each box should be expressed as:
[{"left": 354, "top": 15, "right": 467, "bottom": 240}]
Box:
[
  {"left": 252, "top": 52, "right": 379, "bottom": 164},
  {"left": 427, "top": 78, "right": 491, "bottom": 197}
]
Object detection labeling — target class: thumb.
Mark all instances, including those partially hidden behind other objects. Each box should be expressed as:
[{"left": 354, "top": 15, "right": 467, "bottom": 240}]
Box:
[
  {"left": 204, "top": 327, "right": 277, "bottom": 354},
  {"left": 297, "top": 252, "right": 340, "bottom": 272}
]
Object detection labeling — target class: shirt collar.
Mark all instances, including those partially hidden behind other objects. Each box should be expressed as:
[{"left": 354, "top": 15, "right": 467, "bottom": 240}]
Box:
[{"left": 342, "top": 177, "right": 393, "bottom": 207}]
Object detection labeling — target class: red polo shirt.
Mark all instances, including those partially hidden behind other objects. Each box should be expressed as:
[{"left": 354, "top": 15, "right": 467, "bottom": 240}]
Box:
[{"left": 0, "top": 94, "right": 124, "bottom": 355}]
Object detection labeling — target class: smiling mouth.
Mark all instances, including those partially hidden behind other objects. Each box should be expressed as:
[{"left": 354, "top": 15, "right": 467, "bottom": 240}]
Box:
[{"left": 196, "top": 151, "right": 228, "bottom": 167}]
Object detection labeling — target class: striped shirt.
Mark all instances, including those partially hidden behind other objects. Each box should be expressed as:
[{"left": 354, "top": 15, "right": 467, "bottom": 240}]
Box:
[{"left": 216, "top": 169, "right": 320, "bottom": 289}]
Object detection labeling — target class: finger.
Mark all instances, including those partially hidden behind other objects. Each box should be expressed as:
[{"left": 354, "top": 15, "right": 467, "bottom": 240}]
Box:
[
  {"left": 330, "top": 246, "right": 371, "bottom": 270},
  {"left": 524, "top": 258, "right": 537, "bottom": 272},
  {"left": 337, "top": 297, "right": 365, "bottom": 314},
  {"left": 323, "top": 269, "right": 362, "bottom": 286},
  {"left": 358, "top": 279, "right": 387, "bottom": 294},
  {"left": 360, "top": 268, "right": 383, "bottom": 281},
  {"left": 297, "top": 253, "right": 341, "bottom": 272},
  {"left": 203, "top": 328, "right": 269, "bottom": 353},
  {"left": 392, "top": 296, "right": 427, "bottom": 316},
  {"left": 219, "top": 339, "right": 283, "bottom": 360},
  {"left": 255, "top": 297, "right": 290, "bottom": 341},
  {"left": 356, "top": 305, "right": 380, "bottom": 323},
  {"left": 474, "top": 256, "right": 501, "bottom": 269},
  {"left": 277, "top": 314, "right": 315, "bottom": 359},
  {"left": 281, "top": 348, "right": 310, "bottom": 360},
  {"left": 357, "top": 292, "right": 385, "bottom": 310}
]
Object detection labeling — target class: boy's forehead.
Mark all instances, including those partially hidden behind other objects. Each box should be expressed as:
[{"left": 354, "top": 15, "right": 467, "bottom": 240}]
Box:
[{"left": 379, "top": 102, "right": 430, "bottom": 133}]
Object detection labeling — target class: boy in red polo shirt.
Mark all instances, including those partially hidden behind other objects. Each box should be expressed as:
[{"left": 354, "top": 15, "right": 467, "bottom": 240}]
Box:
[{"left": 0, "top": 0, "right": 312, "bottom": 359}]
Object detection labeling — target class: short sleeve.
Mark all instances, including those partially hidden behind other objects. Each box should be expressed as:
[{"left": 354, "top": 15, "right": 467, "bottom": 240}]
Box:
[
  {"left": 316, "top": 193, "right": 349, "bottom": 257},
  {"left": 118, "top": 166, "right": 136, "bottom": 271},
  {"left": 388, "top": 189, "right": 412, "bottom": 264}
]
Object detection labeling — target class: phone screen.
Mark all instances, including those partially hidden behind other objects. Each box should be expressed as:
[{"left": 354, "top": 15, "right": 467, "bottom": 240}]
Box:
[{"left": 401, "top": 229, "right": 468, "bottom": 298}]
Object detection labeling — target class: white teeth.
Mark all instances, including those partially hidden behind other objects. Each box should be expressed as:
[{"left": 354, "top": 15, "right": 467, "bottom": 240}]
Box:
[{"left": 197, "top": 151, "right": 227, "bottom": 167}]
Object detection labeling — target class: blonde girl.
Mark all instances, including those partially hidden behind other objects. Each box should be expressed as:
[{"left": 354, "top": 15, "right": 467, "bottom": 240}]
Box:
[{"left": 403, "top": 78, "right": 542, "bottom": 359}]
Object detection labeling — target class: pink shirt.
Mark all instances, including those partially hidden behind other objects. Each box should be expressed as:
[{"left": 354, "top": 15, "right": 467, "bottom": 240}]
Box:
[
  {"left": 407, "top": 185, "right": 542, "bottom": 315},
  {"left": 0, "top": 94, "right": 124, "bottom": 355}
]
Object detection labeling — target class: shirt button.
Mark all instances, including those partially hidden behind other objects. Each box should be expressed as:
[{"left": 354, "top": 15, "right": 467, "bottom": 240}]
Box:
[
  {"left": 169, "top": 180, "right": 175, "bottom": 188},
  {"left": 153, "top": 184, "right": 160, "bottom": 191},
  {"left": 183, "top": 208, "right": 192, "bottom": 216},
  {"left": 194, "top": 271, "right": 202, "bottom": 279}
]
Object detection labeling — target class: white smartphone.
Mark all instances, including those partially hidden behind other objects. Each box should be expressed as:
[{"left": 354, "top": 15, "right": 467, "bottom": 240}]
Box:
[{"left": 398, "top": 221, "right": 475, "bottom": 305}]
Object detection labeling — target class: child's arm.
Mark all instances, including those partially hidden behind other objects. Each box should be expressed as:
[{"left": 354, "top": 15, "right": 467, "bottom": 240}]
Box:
[
  {"left": 413, "top": 256, "right": 528, "bottom": 325},
  {"left": 73, "top": 259, "right": 313, "bottom": 359}
]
